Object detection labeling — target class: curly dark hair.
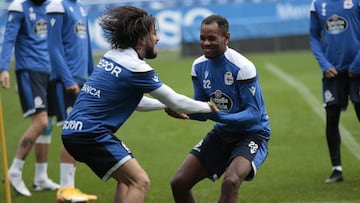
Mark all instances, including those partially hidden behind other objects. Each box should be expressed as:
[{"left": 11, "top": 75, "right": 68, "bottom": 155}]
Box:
[{"left": 98, "top": 6, "right": 156, "bottom": 49}]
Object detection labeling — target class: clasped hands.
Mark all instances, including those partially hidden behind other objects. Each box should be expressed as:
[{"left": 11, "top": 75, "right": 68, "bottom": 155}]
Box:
[{"left": 165, "top": 101, "right": 218, "bottom": 120}]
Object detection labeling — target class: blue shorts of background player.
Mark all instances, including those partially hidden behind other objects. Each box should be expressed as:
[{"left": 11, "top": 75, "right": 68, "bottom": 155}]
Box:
[
  {"left": 322, "top": 71, "right": 360, "bottom": 110},
  {"left": 16, "top": 70, "right": 49, "bottom": 117}
]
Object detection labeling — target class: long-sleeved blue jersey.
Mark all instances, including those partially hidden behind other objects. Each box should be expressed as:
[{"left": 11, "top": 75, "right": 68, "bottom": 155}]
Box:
[
  {"left": 190, "top": 48, "right": 270, "bottom": 139},
  {"left": 0, "top": 0, "right": 50, "bottom": 73},
  {"left": 309, "top": 0, "right": 360, "bottom": 74},
  {"left": 46, "top": 0, "right": 94, "bottom": 86}
]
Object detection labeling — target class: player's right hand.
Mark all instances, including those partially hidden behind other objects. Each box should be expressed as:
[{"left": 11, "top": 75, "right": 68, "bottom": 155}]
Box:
[
  {"left": 0, "top": 71, "right": 11, "bottom": 89},
  {"left": 66, "top": 84, "right": 80, "bottom": 94},
  {"left": 324, "top": 67, "right": 338, "bottom": 78},
  {"left": 208, "top": 101, "right": 219, "bottom": 112}
]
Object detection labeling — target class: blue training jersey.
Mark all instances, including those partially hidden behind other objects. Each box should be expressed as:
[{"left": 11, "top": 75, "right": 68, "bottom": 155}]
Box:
[
  {"left": 46, "top": 0, "right": 94, "bottom": 86},
  {"left": 191, "top": 48, "right": 270, "bottom": 139},
  {"left": 0, "top": 0, "right": 50, "bottom": 73},
  {"left": 309, "top": 0, "right": 360, "bottom": 74},
  {"left": 62, "top": 48, "right": 163, "bottom": 136}
]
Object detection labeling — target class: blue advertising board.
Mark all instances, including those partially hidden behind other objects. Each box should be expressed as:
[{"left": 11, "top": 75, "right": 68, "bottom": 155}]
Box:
[{"left": 0, "top": 0, "right": 311, "bottom": 52}]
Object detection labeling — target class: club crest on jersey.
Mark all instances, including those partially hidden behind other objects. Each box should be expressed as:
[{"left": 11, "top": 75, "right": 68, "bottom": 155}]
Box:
[
  {"left": 224, "top": 72, "right": 234, "bottom": 85},
  {"left": 209, "top": 90, "right": 232, "bottom": 112},
  {"left": 75, "top": 21, "right": 87, "bottom": 38},
  {"left": 34, "top": 19, "right": 47, "bottom": 38},
  {"left": 344, "top": 0, "right": 353, "bottom": 9}
]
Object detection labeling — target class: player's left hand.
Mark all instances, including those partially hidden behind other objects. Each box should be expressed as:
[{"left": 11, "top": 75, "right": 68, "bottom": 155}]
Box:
[{"left": 165, "top": 107, "right": 189, "bottom": 119}]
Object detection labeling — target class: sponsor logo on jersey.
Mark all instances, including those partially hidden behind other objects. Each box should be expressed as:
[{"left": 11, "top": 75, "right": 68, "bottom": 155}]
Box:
[
  {"left": 81, "top": 84, "right": 101, "bottom": 98},
  {"left": 209, "top": 89, "right": 232, "bottom": 112},
  {"left": 50, "top": 18, "right": 56, "bottom": 27},
  {"left": 97, "top": 58, "right": 122, "bottom": 77},
  {"left": 29, "top": 7, "right": 36, "bottom": 21},
  {"left": 249, "top": 86, "right": 256, "bottom": 96},
  {"left": 325, "top": 15, "right": 348, "bottom": 34},
  {"left": 63, "top": 120, "right": 83, "bottom": 131},
  {"left": 152, "top": 75, "right": 159, "bottom": 82},
  {"left": 204, "top": 70, "right": 209, "bottom": 79},
  {"left": 80, "top": 6, "right": 87, "bottom": 17}
]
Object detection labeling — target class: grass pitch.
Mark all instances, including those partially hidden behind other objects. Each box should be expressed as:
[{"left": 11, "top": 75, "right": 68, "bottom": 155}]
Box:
[{"left": 1, "top": 49, "right": 359, "bottom": 203}]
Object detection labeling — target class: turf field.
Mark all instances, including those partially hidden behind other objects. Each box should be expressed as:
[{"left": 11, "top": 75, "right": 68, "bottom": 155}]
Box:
[{"left": 1, "top": 50, "right": 359, "bottom": 203}]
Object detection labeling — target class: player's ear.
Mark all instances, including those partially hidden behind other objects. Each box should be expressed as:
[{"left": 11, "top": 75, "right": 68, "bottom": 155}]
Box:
[
  {"left": 224, "top": 32, "right": 230, "bottom": 45},
  {"left": 137, "top": 36, "right": 147, "bottom": 47}
]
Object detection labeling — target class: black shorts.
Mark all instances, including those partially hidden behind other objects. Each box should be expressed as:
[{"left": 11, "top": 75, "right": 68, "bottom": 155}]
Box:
[
  {"left": 190, "top": 128, "right": 268, "bottom": 181},
  {"left": 16, "top": 70, "right": 49, "bottom": 117},
  {"left": 322, "top": 72, "right": 360, "bottom": 109}
]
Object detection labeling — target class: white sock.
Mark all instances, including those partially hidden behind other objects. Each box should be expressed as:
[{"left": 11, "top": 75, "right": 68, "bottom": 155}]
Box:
[
  {"left": 332, "top": 166, "right": 342, "bottom": 172},
  {"left": 71, "top": 166, "right": 76, "bottom": 187},
  {"left": 34, "top": 163, "right": 48, "bottom": 182},
  {"left": 60, "top": 163, "right": 75, "bottom": 188},
  {"left": 9, "top": 158, "right": 24, "bottom": 176}
]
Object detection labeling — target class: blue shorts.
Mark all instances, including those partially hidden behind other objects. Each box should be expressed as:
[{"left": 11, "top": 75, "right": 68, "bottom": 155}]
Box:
[
  {"left": 322, "top": 72, "right": 360, "bottom": 109},
  {"left": 48, "top": 78, "right": 85, "bottom": 125},
  {"left": 16, "top": 70, "right": 49, "bottom": 117},
  {"left": 62, "top": 133, "right": 133, "bottom": 181},
  {"left": 190, "top": 128, "right": 268, "bottom": 181}
]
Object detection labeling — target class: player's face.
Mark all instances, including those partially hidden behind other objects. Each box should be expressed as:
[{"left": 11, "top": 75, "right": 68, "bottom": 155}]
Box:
[
  {"left": 200, "top": 22, "right": 229, "bottom": 59},
  {"left": 144, "top": 25, "right": 159, "bottom": 59}
]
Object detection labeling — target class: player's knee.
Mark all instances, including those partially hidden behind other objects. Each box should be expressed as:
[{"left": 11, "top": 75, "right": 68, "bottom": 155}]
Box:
[
  {"left": 38, "top": 118, "right": 49, "bottom": 130},
  {"left": 134, "top": 175, "right": 150, "bottom": 194},
  {"left": 222, "top": 174, "right": 241, "bottom": 190},
  {"left": 170, "top": 173, "right": 188, "bottom": 193},
  {"left": 35, "top": 119, "right": 53, "bottom": 144}
]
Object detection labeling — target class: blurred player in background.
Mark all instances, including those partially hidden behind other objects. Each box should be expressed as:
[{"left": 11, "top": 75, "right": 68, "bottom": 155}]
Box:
[
  {"left": 0, "top": 0, "right": 59, "bottom": 197},
  {"left": 309, "top": 0, "right": 360, "bottom": 183},
  {"left": 169, "top": 14, "right": 271, "bottom": 203},
  {"left": 46, "top": 0, "right": 96, "bottom": 202},
  {"left": 61, "top": 6, "right": 216, "bottom": 203}
]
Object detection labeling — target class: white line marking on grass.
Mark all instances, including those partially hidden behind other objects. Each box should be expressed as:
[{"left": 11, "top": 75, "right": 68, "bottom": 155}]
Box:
[{"left": 265, "top": 63, "right": 360, "bottom": 160}]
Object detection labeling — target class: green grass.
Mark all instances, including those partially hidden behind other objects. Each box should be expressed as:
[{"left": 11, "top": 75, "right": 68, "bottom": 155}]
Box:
[{"left": 1, "top": 49, "right": 360, "bottom": 203}]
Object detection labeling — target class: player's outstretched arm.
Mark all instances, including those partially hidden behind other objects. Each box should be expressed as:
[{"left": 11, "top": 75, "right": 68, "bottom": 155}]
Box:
[{"left": 149, "top": 84, "right": 211, "bottom": 114}]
